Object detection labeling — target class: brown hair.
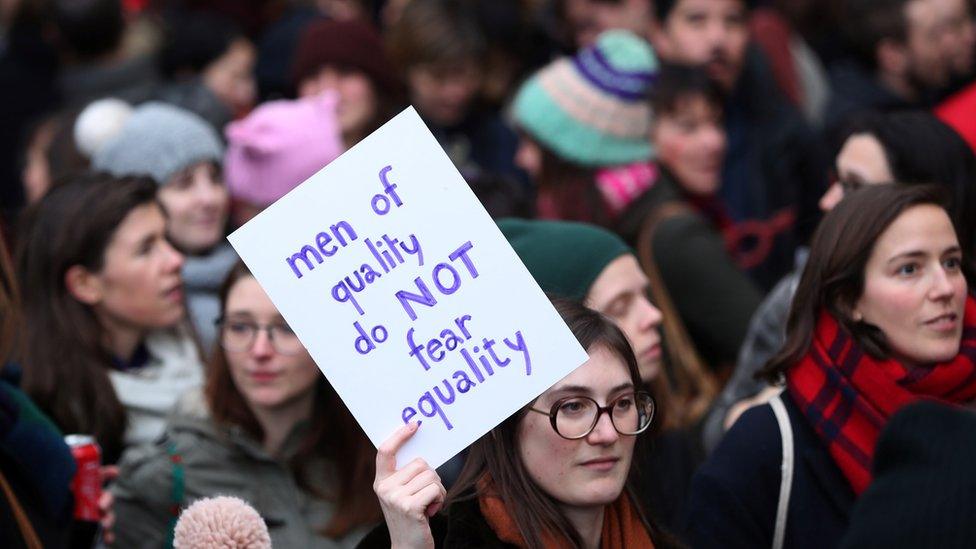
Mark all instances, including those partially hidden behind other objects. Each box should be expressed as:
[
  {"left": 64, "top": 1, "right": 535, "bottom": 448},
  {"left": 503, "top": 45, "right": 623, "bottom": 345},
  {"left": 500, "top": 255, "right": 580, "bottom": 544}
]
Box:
[
  {"left": 533, "top": 142, "right": 616, "bottom": 228},
  {"left": 16, "top": 172, "right": 159, "bottom": 463},
  {"left": 0, "top": 235, "right": 20, "bottom": 365},
  {"left": 760, "top": 184, "right": 973, "bottom": 382},
  {"left": 386, "top": 0, "right": 486, "bottom": 71},
  {"left": 205, "top": 262, "right": 381, "bottom": 537},
  {"left": 446, "top": 299, "right": 661, "bottom": 548}
]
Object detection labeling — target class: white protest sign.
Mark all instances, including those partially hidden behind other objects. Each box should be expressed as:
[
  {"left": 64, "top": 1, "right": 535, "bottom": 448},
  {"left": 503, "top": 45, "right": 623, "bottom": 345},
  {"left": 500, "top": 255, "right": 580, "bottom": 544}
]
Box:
[{"left": 228, "top": 107, "right": 588, "bottom": 468}]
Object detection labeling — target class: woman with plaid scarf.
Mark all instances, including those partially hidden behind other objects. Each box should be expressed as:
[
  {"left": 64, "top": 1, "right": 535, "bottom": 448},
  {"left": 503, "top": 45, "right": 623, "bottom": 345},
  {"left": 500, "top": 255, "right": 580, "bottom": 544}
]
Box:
[{"left": 683, "top": 184, "right": 976, "bottom": 549}]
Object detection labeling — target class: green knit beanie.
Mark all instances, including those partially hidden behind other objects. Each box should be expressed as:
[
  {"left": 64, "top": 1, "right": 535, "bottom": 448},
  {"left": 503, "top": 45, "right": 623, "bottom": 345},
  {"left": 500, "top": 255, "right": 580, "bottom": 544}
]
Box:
[
  {"left": 512, "top": 29, "right": 658, "bottom": 167},
  {"left": 499, "top": 218, "right": 632, "bottom": 301}
]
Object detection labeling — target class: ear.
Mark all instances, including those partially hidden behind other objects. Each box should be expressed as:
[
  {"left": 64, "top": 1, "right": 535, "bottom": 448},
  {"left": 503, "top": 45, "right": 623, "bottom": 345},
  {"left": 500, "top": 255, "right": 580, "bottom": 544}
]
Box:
[
  {"left": 65, "top": 265, "right": 103, "bottom": 306},
  {"left": 876, "top": 38, "right": 909, "bottom": 77}
]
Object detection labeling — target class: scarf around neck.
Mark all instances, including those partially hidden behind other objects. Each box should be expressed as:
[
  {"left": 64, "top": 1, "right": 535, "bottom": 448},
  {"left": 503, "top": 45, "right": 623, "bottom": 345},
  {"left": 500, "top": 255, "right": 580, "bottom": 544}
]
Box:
[
  {"left": 787, "top": 296, "right": 976, "bottom": 494},
  {"left": 477, "top": 474, "right": 655, "bottom": 548}
]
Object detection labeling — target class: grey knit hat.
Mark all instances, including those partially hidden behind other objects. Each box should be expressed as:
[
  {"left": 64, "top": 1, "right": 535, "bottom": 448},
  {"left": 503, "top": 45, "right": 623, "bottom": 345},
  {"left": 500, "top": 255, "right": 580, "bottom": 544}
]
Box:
[{"left": 92, "top": 102, "right": 224, "bottom": 185}]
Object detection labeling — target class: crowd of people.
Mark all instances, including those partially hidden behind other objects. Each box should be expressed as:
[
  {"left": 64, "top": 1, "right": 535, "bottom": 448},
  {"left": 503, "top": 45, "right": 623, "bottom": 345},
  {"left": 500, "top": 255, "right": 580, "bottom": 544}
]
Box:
[{"left": 1, "top": 0, "right": 975, "bottom": 547}]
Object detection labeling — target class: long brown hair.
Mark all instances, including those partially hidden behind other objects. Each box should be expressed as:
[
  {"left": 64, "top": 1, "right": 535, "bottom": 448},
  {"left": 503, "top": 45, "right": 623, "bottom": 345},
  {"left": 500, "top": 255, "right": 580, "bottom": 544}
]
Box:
[
  {"left": 205, "top": 262, "right": 381, "bottom": 537},
  {"left": 16, "top": 173, "right": 159, "bottom": 463},
  {"left": 760, "top": 184, "right": 974, "bottom": 383},
  {"left": 0, "top": 235, "right": 20, "bottom": 365},
  {"left": 534, "top": 143, "right": 616, "bottom": 228},
  {"left": 446, "top": 299, "right": 662, "bottom": 548}
]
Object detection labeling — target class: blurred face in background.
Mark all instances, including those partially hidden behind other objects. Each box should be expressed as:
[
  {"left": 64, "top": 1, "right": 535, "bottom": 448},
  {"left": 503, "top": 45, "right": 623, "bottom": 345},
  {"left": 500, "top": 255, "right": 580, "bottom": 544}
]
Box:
[
  {"left": 159, "top": 161, "right": 229, "bottom": 255},
  {"left": 408, "top": 61, "right": 482, "bottom": 127},
  {"left": 222, "top": 275, "right": 321, "bottom": 413},
  {"left": 901, "top": 0, "right": 953, "bottom": 91},
  {"left": 587, "top": 255, "right": 664, "bottom": 381},
  {"left": 203, "top": 38, "right": 257, "bottom": 117},
  {"left": 73, "top": 203, "right": 185, "bottom": 339},
  {"left": 652, "top": 0, "right": 749, "bottom": 90},
  {"left": 652, "top": 94, "right": 726, "bottom": 196},
  {"left": 819, "top": 133, "right": 893, "bottom": 211},
  {"left": 929, "top": 0, "right": 976, "bottom": 77},
  {"left": 298, "top": 65, "right": 378, "bottom": 146}
]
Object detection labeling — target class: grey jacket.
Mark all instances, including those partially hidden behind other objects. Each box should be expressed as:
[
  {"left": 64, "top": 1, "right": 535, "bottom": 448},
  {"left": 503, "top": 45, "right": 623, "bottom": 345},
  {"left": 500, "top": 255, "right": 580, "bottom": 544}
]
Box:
[{"left": 112, "top": 391, "right": 373, "bottom": 548}]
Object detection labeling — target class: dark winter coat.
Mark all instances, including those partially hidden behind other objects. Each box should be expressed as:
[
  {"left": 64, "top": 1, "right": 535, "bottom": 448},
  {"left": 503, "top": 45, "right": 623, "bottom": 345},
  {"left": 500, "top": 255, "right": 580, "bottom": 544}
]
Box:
[{"left": 683, "top": 392, "right": 855, "bottom": 549}]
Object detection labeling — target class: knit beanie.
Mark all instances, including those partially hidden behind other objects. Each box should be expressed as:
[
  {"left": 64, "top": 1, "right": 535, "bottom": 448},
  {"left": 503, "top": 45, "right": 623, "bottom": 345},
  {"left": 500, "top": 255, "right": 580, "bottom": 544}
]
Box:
[
  {"left": 292, "top": 19, "right": 400, "bottom": 95},
  {"left": 224, "top": 91, "right": 343, "bottom": 207},
  {"left": 512, "top": 29, "right": 657, "bottom": 167},
  {"left": 92, "top": 102, "right": 223, "bottom": 185},
  {"left": 498, "top": 218, "right": 631, "bottom": 301}
]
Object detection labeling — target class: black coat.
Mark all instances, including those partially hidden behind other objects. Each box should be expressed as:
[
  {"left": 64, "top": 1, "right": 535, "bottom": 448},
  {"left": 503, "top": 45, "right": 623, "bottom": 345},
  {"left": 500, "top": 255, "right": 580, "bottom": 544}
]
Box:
[
  {"left": 683, "top": 393, "right": 854, "bottom": 549},
  {"left": 357, "top": 497, "right": 519, "bottom": 549}
]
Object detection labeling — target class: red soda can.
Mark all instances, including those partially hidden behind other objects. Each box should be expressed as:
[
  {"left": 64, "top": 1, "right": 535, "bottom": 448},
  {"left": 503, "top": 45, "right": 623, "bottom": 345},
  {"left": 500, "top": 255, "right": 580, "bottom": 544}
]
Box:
[{"left": 65, "top": 434, "right": 102, "bottom": 522}]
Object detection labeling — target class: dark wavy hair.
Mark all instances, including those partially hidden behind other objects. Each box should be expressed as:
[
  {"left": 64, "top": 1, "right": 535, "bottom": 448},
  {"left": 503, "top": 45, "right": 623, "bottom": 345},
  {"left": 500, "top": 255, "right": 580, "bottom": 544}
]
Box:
[
  {"left": 760, "top": 184, "right": 973, "bottom": 382},
  {"left": 205, "top": 262, "right": 381, "bottom": 537},
  {"left": 445, "top": 299, "right": 669, "bottom": 548}
]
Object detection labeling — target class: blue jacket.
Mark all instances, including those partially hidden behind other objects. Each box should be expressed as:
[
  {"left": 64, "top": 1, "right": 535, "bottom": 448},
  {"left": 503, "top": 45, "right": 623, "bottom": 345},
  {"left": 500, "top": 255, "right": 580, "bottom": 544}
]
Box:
[{"left": 683, "top": 393, "right": 854, "bottom": 549}]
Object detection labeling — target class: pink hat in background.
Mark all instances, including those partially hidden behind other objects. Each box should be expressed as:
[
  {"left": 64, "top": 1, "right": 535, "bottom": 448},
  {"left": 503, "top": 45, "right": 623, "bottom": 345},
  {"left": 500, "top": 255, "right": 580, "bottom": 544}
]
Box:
[{"left": 224, "top": 91, "right": 344, "bottom": 208}]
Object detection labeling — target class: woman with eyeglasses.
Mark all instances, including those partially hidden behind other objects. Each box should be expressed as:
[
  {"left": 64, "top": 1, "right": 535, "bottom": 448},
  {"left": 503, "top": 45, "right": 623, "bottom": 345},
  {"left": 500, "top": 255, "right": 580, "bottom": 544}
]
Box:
[
  {"left": 111, "top": 262, "right": 381, "bottom": 547},
  {"left": 358, "top": 299, "right": 678, "bottom": 549}
]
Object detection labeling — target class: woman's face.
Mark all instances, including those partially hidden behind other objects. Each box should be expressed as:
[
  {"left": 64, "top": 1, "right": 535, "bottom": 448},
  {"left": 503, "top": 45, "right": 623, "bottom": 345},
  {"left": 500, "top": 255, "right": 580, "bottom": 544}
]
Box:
[
  {"left": 88, "top": 203, "right": 185, "bottom": 332},
  {"left": 223, "top": 276, "right": 321, "bottom": 412},
  {"left": 819, "top": 133, "right": 893, "bottom": 211},
  {"left": 518, "top": 344, "right": 637, "bottom": 510},
  {"left": 407, "top": 62, "right": 481, "bottom": 128},
  {"left": 203, "top": 38, "right": 257, "bottom": 116},
  {"left": 855, "top": 204, "right": 967, "bottom": 367},
  {"left": 299, "top": 65, "right": 378, "bottom": 144},
  {"left": 652, "top": 95, "right": 726, "bottom": 196},
  {"left": 586, "top": 255, "right": 663, "bottom": 381},
  {"left": 159, "top": 161, "right": 229, "bottom": 255}
]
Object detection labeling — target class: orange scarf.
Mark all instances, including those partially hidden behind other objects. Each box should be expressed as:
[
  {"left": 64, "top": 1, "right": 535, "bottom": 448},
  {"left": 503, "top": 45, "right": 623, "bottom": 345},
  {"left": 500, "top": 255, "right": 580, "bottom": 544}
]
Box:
[{"left": 477, "top": 475, "right": 656, "bottom": 548}]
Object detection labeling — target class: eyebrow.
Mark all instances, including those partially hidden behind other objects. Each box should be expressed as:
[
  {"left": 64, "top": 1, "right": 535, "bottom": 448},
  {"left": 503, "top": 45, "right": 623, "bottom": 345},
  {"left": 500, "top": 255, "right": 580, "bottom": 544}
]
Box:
[
  {"left": 548, "top": 382, "right": 634, "bottom": 399},
  {"left": 886, "top": 246, "right": 961, "bottom": 265}
]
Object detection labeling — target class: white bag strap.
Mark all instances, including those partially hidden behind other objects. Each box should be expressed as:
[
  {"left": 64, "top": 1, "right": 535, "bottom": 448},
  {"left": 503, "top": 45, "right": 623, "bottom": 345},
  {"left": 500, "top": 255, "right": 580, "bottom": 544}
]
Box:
[{"left": 770, "top": 392, "right": 793, "bottom": 549}]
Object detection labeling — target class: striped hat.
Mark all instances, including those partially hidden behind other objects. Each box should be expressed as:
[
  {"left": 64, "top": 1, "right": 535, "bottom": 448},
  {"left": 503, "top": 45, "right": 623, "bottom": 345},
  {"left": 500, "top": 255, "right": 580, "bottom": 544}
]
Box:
[{"left": 512, "top": 30, "right": 657, "bottom": 167}]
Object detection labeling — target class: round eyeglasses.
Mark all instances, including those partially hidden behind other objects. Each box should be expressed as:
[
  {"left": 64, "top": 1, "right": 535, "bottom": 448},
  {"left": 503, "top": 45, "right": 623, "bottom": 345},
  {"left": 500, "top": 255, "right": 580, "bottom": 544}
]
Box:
[
  {"left": 216, "top": 319, "right": 305, "bottom": 356},
  {"left": 529, "top": 391, "right": 655, "bottom": 440}
]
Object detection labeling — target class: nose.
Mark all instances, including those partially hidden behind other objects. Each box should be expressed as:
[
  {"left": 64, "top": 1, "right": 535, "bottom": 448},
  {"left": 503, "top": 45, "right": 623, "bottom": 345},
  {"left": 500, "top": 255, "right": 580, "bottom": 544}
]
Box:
[
  {"left": 929, "top": 265, "right": 958, "bottom": 301},
  {"left": 704, "top": 125, "right": 727, "bottom": 156},
  {"left": 636, "top": 295, "right": 663, "bottom": 332},
  {"left": 163, "top": 239, "right": 184, "bottom": 272},
  {"left": 819, "top": 182, "right": 844, "bottom": 212},
  {"left": 250, "top": 328, "right": 275, "bottom": 358},
  {"left": 586, "top": 409, "right": 620, "bottom": 446}
]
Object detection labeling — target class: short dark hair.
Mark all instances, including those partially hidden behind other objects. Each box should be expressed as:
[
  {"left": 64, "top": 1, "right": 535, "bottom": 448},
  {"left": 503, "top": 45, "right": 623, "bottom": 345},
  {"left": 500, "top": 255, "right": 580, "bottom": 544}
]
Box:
[
  {"left": 760, "top": 184, "right": 973, "bottom": 382},
  {"left": 843, "top": 0, "right": 911, "bottom": 69},
  {"left": 159, "top": 10, "right": 244, "bottom": 79},
  {"left": 53, "top": 0, "right": 125, "bottom": 60},
  {"left": 836, "top": 111, "right": 976, "bottom": 255},
  {"left": 649, "top": 63, "right": 725, "bottom": 117},
  {"left": 386, "top": 0, "right": 486, "bottom": 70},
  {"left": 654, "top": 0, "right": 752, "bottom": 22}
]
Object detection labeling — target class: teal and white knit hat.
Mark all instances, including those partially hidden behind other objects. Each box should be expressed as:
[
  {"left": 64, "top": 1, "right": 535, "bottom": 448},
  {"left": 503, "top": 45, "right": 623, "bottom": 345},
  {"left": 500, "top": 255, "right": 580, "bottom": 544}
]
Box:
[{"left": 512, "top": 30, "right": 657, "bottom": 167}]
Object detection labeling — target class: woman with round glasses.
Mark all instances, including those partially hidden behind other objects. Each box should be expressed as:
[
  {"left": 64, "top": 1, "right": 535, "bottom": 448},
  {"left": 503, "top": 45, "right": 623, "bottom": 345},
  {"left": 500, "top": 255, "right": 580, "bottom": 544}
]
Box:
[
  {"left": 359, "top": 299, "right": 678, "bottom": 548},
  {"left": 112, "top": 262, "right": 381, "bottom": 547}
]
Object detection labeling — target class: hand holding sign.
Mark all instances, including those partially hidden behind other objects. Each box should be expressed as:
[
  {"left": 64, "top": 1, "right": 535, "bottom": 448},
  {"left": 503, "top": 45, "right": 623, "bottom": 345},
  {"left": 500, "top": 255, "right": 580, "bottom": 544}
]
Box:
[
  {"left": 373, "top": 422, "right": 444, "bottom": 549},
  {"left": 228, "top": 107, "right": 587, "bottom": 468}
]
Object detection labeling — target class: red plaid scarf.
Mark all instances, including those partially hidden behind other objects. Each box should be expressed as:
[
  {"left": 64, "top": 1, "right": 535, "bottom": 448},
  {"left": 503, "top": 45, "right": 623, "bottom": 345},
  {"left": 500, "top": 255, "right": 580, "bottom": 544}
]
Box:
[{"left": 787, "top": 296, "right": 976, "bottom": 494}]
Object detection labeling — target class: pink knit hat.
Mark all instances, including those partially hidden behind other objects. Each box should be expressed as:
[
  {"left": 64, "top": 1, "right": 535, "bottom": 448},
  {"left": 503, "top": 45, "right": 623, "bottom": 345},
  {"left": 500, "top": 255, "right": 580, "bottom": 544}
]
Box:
[{"left": 225, "top": 91, "right": 343, "bottom": 207}]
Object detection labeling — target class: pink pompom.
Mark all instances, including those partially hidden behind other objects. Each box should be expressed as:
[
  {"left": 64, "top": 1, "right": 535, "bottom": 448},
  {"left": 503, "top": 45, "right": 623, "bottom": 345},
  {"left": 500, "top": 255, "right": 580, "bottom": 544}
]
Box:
[{"left": 173, "top": 496, "right": 272, "bottom": 548}]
